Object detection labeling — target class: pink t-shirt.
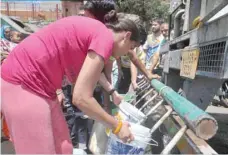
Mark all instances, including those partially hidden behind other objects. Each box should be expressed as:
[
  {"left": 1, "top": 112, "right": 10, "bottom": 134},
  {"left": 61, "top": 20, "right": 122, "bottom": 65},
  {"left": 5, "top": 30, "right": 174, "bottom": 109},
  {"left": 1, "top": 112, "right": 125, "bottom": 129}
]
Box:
[{"left": 1, "top": 16, "right": 114, "bottom": 99}]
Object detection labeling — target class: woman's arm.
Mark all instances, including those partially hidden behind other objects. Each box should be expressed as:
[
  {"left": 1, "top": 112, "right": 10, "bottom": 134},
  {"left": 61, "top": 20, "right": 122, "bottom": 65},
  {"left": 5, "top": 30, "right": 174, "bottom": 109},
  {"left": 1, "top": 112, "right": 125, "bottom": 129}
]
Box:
[
  {"left": 104, "top": 60, "right": 113, "bottom": 83},
  {"left": 130, "top": 62, "right": 138, "bottom": 90},
  {"left": 99, "top": 72, "right": 123, "bottom": 105},
  {"left": 128, "top": 50, "right": 150, "bottom": 79},
  {"left": 103, "top": 60, "right": 113, "bottom": 112},
  {"left": 99, "top": 73, "right": 113, "bottom": 92},
  {"left": 72, "top": 51, "right": 133, "bottom": 142},
  {"left": 72, "top": 51, "right": 117, "bottom": 129},
  {"left": 149, "top": 52, "right": 160, "bottom": 73},
  {"left": 128, "top": 50, "right": 160, "bottom": 80}
]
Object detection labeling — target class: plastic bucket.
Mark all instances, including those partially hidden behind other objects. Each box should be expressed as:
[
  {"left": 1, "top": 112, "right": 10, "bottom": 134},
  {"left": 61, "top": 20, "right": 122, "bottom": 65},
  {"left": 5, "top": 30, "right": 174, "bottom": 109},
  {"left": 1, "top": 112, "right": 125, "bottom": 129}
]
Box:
[
  {"left": 118, "top": 101, "right": 146, "bottom": 123},
  {"left": 105, "top": 122, "right": 158, "bottom": 155},
  {"left": 88, "top": 121, "right": 108, "bottom": 154}
]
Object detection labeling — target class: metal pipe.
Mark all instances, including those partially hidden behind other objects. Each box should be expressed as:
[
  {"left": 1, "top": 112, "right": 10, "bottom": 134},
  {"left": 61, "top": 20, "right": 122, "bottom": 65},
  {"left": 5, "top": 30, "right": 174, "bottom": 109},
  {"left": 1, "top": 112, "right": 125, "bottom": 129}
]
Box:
[
  {"left": 161, "top": 125, "right": 187, "bottom": 155},
  {"left": 138, "top": 80, "right": 147, "bottom": 87},
  {"left": 32, "top": 3, "right": 35, "bottom": 19},
  {"left": 56, "top": 4, "right": 59, "bottom": 20},
  {"left": 137, "top": 85, "right": 150, "bottom": 96},
  {"left": 150, "top": 79, "right": 218, "bottom": 140},
  {"left": 138, "top": 99, "right": 164, "bottom": 124},
  {"left": 134, "top": 89, "right": 154, "bottom": 106},
  {"left": 137, "top": 78, "right": 146, "bottom": 86},
  {"left": 139, "top": 93, "right": 158, "bottom": 111},
  {"left": 6, "top": 2, "right": 10, "bottom": 16},
  {"left": 139, "top": 81, "right": 148, "bottom": 88},
  {"left": 145, "top": 99, "right": 164, "bottom": 117},
  {"left": 174, "top": 9, "right": 185, "bottom": 38},
  {"left": 150, "top": 108, "right": 173, "bottom": 134}
]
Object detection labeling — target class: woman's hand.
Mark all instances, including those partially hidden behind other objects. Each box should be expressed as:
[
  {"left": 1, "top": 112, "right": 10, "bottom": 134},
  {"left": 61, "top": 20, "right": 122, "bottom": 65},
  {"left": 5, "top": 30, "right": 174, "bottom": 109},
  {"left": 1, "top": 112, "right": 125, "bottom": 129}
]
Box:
[
  {"left": 132, "top": 82, "right": 139, "bottom": 91},
  {"left": 116, "top": 122, "right": 134, "bottom": 143},
  {"left": 147, "top": 73, "right": 161, "bottom": 80},
  {"left": 112, "top": 91, "right": 123, "bottom": 105}
]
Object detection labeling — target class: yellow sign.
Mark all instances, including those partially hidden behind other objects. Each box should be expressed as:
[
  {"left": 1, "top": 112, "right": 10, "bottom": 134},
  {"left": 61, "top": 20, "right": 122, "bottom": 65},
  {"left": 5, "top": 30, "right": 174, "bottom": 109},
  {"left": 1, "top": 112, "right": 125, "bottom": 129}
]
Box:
[{"left": 180, "top": 49, "right": 200, "bottom": 79}]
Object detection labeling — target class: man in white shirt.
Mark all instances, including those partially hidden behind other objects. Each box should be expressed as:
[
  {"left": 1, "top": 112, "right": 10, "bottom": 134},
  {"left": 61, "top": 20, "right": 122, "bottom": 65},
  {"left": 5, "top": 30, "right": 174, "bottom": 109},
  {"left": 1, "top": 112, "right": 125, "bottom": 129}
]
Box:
[{"left": 143, "top": 19, "right": 164, "bottom": 74}]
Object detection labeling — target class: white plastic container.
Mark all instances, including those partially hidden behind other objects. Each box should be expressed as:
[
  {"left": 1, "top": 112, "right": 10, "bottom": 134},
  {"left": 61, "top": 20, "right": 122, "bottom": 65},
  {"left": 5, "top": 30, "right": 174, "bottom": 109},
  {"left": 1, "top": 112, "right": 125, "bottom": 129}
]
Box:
[
  {"left": 105, "top": 122, "right": 158, "bottom": 155},
  {"left": 88, "top": 121, "right": 108, "bottom": 154},
  {"left": 118, "top": 101, "right": 146, "bottom": 123},
  {"left": 88, "top": 102, "right": 148, "bottom": 154}
]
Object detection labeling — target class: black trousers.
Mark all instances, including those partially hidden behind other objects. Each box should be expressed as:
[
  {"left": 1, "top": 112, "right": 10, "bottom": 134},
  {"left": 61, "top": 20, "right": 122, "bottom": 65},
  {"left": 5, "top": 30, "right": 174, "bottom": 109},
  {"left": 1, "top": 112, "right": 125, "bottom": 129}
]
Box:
[
  {"left": 62, "top": 85, "right": 102, "bottom": 148},
  {"left": 118, "top": 67, "right": 131, "bottom": 94}
]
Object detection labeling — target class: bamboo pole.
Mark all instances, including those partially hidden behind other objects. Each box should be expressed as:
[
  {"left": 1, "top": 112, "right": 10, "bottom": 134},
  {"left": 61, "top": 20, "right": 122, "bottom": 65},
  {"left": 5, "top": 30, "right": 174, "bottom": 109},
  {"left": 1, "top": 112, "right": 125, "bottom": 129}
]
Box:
[{"left": 151, "top": 79, "right": 218, "bottom": 140}]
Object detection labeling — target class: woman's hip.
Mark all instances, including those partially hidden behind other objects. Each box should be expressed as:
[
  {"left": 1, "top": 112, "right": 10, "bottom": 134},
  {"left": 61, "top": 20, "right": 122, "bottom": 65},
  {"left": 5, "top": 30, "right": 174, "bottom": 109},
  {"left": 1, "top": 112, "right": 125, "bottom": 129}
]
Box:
[{"left": 1, "top": 78, "right": 59, "bottom": 116}]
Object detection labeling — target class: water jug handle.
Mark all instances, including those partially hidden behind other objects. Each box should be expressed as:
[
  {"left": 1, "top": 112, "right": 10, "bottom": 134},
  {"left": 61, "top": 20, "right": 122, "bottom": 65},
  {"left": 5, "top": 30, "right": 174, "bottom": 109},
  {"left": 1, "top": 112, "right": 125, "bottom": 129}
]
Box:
[{"left": 132, "top": 133, "right": 158, "bottom": 146}]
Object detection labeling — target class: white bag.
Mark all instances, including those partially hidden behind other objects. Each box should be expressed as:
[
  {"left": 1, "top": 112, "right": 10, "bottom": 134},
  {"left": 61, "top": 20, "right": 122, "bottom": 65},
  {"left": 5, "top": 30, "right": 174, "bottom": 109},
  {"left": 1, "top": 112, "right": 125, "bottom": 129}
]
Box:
[{"left": 118, "top": 101, "right": 146, "bottom": 123}]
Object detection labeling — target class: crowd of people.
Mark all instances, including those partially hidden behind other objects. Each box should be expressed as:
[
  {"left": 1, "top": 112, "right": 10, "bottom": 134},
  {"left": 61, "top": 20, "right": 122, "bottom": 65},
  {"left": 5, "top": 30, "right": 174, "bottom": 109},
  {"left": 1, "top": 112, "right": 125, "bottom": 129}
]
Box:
[
  {"left": 1, "top": 25, "right": 25, "bottom": 63},
  {"left": 1, "top": 0, "right": 169, "bottom": 154},
  {"left": 1, "top": 25, "right": 26, "bottom": 141}
]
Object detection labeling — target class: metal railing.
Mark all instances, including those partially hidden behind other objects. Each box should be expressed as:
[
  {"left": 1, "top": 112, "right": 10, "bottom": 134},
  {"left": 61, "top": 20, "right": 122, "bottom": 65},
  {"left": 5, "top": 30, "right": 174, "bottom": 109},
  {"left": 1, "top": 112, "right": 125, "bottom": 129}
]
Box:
[
  {"left": 125, "top": 78, "right": 218, "bottom": 154},
  {"left": 0, "top": 1, "right": 62, "bottom": 22}
]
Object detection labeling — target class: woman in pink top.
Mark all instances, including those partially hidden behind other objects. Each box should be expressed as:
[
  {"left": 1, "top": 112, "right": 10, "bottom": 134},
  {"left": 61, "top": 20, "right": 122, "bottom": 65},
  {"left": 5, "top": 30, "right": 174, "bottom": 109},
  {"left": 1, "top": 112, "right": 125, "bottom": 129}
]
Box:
[{"left": 1, "top": 11, "right": 140, "bottom": 154}]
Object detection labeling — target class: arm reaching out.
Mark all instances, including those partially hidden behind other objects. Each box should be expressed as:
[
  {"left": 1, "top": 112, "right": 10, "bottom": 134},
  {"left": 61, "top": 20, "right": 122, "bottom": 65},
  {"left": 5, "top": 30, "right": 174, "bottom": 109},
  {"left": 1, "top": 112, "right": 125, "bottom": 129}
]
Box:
[
  {"left": 72, "top": 51, "right": 116, "bottom": 128},
  {"left": 128, "top": 50, "right": 148, "bottom": 78},
  {"left": 128, "top": 50, "right": 160, "bottom": 80},
  {"left": 71, "top": 23, "right": 135, "bottom": 142},
  {"left": 99, "top": 72, "right": 123, "bottom": 105},
  {"left": 72, "top": 51, "right": 133, "bottom": 142},
  {"left": 149, "top": 52, "right": 160, "bottom": 73}
]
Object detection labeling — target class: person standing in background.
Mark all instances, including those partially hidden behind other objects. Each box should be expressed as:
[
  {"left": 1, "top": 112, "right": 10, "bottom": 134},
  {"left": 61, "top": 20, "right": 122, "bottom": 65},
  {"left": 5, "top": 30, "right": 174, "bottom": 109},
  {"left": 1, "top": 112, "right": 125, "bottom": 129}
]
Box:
[
  {"left": 159, "top": 22, "right": 169, "bottom": 83},
  {"left": 1, "top": 25, "right": 11, "bottom": 41},
  {"left": 160, "top": 23, "right": 169, "bottom": 43},
  {"left": 1, "top": 26, "right": 12, "bottom": 62},
  {"left": 10, "top": 31, "right": 24, "bottom": 44},
  {"left": 1, "top": 27, "right": 25, "bottom": 63},
  {"left": 129, "top": 45, "right": 146, "bottom": 91},
  {"left": 143, "top": 18, "right": 164, "bottom": 75},
  {"left": 116, "top": 13, "right": 160, "bottom": 94}
]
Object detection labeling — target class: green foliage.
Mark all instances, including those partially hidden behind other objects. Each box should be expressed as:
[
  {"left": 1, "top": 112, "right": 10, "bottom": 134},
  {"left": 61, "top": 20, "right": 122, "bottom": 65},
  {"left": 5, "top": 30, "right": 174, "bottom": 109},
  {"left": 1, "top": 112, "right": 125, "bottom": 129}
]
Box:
[{"left": 116, "top": 0, "right": 169, "bottom": 22}]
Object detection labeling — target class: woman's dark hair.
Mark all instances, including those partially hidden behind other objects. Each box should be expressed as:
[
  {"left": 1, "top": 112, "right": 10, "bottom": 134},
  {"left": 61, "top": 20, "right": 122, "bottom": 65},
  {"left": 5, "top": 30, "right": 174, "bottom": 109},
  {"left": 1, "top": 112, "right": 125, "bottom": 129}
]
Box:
[
  {"left": 83, "top": 2, "right": 144, "bottom": 44},
  {"left": 113, "top": 13, "right": 147, "bottom": 45},
  {"left": 105, "top": 17, "right": 141, "bottom": 43},
  {"left": 83, "top": 0, "right": 116, "bottom": 23}
]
